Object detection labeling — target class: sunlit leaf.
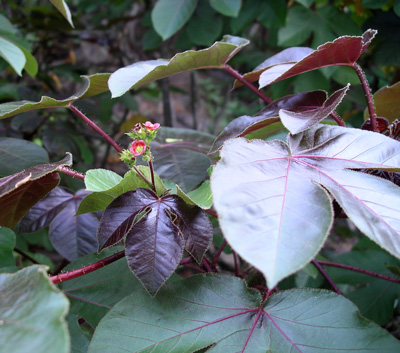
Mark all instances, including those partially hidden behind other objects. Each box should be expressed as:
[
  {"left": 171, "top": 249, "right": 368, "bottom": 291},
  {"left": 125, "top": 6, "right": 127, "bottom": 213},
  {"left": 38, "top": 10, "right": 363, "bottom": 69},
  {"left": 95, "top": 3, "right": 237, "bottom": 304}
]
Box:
[
  {"left": 49, "top": 0, "right": 74, "bottom": 27},
  {"left": 0, "top": 36, "right": 25, "bottom": 76},
  {"left": 84, "top": 169, "right": 122, "bottom": 192}
]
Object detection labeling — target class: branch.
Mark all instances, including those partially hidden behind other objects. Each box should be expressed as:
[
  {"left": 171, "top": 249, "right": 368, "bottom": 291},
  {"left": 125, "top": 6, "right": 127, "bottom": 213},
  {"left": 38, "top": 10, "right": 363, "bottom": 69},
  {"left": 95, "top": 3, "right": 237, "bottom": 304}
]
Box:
[
  {"left": 224, "top": 64, "right": 272, "bottom": 104},
  {"left": 57, "top": 166, "right": 85, "bottom": 180},
  {"left": 68, "top": 103, "right": 123, "bottom": 153},
  {"left": 318, "top": 260, "right": 400, "bottom": 284},
  {"left": 51, "top": 250, "right": 125, "bottom": 284},
  {"left": 311, "top": 260, "right": 342, "bottom": 295},
  {"left": 330, "top": 112, "right": 345, "bottom": 127},
  {"left": 14, "top": 248, "right": 39, "bottom": 264}
]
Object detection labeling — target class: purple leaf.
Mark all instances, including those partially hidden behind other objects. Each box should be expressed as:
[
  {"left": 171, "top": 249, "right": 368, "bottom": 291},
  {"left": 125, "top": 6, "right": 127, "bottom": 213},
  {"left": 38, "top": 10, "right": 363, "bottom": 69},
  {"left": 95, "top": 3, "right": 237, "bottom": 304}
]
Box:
[{"left": 259, "top": 29, "right": 377, "bottom": 88}]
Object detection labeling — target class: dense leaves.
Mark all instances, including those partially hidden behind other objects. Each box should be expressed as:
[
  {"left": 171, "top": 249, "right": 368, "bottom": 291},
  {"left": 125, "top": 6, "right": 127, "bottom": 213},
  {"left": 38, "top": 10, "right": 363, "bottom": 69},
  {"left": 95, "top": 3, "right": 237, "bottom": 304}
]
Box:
[
  {"left": 88, "top": 274, "right": 400, "bottom": 352},
  {"left": 0, "top": 265, "right": 69, "bottom": 353},
  {"left": 0, "top": 154, "right": 72, "bottom": 228},
  {"left": 97, "top": 188, "right": 212, "bottom": 294},
  {"left": 212, "top": 124, "right": 400, "bottom": 287}
]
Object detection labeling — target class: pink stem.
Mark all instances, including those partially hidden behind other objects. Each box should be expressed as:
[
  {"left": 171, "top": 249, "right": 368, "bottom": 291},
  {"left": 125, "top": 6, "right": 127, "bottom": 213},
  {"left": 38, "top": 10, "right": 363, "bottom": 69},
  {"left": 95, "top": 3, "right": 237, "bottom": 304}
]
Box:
[
  {"left": 311, "top": 260, "right": 342, "bottom": 295},
  {"left": 212, "top": 240, "right": 227, "bottom": 268},
  {"left": 57, "top": 166, "right": 85, "bottom": 180},
  {"left": 330, "top": 112, "right": 345, "bottom": 127},
  {"left": 202, "top": 258, "right": 214, "bottom": 272}
]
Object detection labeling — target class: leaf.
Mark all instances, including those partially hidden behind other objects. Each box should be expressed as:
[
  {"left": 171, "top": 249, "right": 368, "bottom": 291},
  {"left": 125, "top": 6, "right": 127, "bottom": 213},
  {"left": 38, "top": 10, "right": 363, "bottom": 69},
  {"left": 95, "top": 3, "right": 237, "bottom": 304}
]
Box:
[
  {"left": 0, "top": 137, "right": 49, "bottom": 178},
  {"left": 0, "top": 265, "right": 69, "bottom": 353},
  {"left": 211, "top": 125, "right": 400, "bottom": 287},
  {"left": 0, "top": 226, "right": 15, "bottom": 268},
  {"left": 259, "top": 29, "right": 376, "bottom": 89},
  {"left": 98, "top": 188, "right": 212, "bottom": 295},
  {"left": 210, "top": 88, "right": 346, "bottom": 153},
  {"left": 77, "top": 166, "right": 166, "bottom": 215},
  {"left": 210, "top": 0, "right": 241, "bottom": 17},
  {"left": 151, "top": 0, "right": 197, "bottom": 40},
  {"left": 0, "top": 73, "right": 110, "bottom": 120},
  {"left": 108, "top": 35, "right": 249, "bottom": 98},
  {"left": 0, "top": 154, "right": 72, "bottom": 229},
  {"left": 0, "top": 36, "right": 26, "bottom": 76},
  {"left": 49, "top": 0, "right": 74, "bottom": 28},
  {"left": 176, "top": 180, "right": 213, "bottom": 209},
  {"left": 59, "top": 249, "right": 144, "bottom": 327},
  {"left": 20, "top": 188, "right": 99, "bottom": 261},
  {"left": 365, "top": 81, "right": 400, "bottom": 123},
  {"left": 88, "top": 274, "right": 400, "bottom": 353},
  {"left": 84, "top": 169, "right": 122, "bottom": 192},
  {"left": 67, "top": 314, "right": 90, "bottom": 353}
]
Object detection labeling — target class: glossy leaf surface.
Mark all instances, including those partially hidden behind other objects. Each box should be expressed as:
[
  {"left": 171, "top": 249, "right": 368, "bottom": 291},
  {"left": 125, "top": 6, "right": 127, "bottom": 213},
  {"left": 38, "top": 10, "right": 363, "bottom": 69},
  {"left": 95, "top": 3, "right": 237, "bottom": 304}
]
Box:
[
  {"left": 0, "top": 154, "right": 72, "bottom": 228},
  {"left": 212, "top": 125, "right": 400, "bottom": 287},
  {"left": 108, "top": 36, "right": 249, "bottom": 98},
  {"left": 84, "top": 169, "right": 122, "bottom": 192},
  {"left": 0, "top": 36, "right": 25, "bottom": 75},
  {"left": 0, "top": 265, "right": 69, "bottom": 353},
  {"left": 88, "top": 274, "right": 400, "bottom": 353},
  {"left": 98, "top": 188, "right": 212, "bottom": 294},
  {"left": 259, "top": 30, "right": 376, "bottom": 88}
]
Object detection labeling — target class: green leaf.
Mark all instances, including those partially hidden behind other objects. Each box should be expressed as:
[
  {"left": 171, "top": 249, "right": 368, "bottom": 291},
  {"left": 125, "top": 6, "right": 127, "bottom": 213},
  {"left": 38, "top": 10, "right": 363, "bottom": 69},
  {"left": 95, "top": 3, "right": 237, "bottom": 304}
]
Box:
[
  {"left": 151, "top": 0, "right": 197, "bottom": 40},
  {"left": 0, "top": 36, "right": 26, "bottom": 76},
  {"left": 77, "top": 166, "right": 166, "bottom": 215},
  {"left": 211, "top": 125, "right": 400, "bottom": 287},
  {"left": 84, "top": 169, "right": 123, "bottom": 192},
  {"left": 0, "top": 14, "right": 17, "bottom": 33},
  {"left": 67, "top": 314, "right": 90, "bottom": 353},
  {"left": 362, "top": 0, "right": 390, "bottom": 8},
  {"left": 108, "top": 35, "right": 249, "bottom": 98},
  {"left": 0, "top": 265, "right": 69, "bottom": 353},
  {"left": 0, "top": 73, "right": 110, "bottom": 120},
  {"left": 0, "top": 226, "right": 15, "bottom": 268},
  {"left": 177, "top": 180, "right": 213, "bottom": 209},
  {"left": 0, "top": 138, "right": 49, "bottom": 178},
  {"left": 395, "top": 0, "right": 400, "bottom": 17},
  {"left": 88, "top": 274, "right": 400, "bottom": 352},
  {"left": 49, "top": 0, "right": 74, "bottom": 27},
  {"left": 210, "top": 0, "right": 241, "bottom": 17},
  {"left": 365, "top": 81, "right": 400, "bottom": 123},
  {"left": 0, "top": 153, "right": 72, "bottom": 228}
]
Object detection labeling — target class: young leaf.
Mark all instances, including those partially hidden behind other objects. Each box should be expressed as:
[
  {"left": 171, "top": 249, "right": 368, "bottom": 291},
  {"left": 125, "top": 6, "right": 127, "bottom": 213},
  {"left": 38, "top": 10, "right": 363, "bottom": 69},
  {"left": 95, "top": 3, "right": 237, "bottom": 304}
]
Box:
[
  {"left": 151, "top": 0, "right": 197, "bottom": 40},
  {"left": 0, "top": 265, "right": 69, "bottom": 353},
  {"left": 98, "top": 188, "right": 212, "bottom": 295},
  {"left": 211, "top": 125, "right": 400, "bottom": 288},
  {"left": 88, "top": 274, "right": 400, "bottom": 352},
  {"left": 0, "top": 137, "right": 49, "bottom": 178},
  {"left": 258, "top": 29, "right": 376, "bottom": 89},
  {"left": 84, "top": 169, "right": 123, "bottom": 192},
  {"left": 49, "top": 0, "right": 74, "bottom": 28},
  {"left": 365, "top": 81, "right": 400, "bottom": 123},
  {"left": 108, "top": 35, "right": 249, "bottom": 98},
  {"left": 0, "top": 153, "right": 72, "bottom": 228}
]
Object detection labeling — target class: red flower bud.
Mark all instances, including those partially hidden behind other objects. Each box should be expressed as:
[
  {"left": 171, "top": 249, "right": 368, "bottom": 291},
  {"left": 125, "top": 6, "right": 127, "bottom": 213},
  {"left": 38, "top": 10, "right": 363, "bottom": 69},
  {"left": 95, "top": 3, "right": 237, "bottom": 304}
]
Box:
[{"left": 130, "top": 140, "right": 146, "bottom": 156}]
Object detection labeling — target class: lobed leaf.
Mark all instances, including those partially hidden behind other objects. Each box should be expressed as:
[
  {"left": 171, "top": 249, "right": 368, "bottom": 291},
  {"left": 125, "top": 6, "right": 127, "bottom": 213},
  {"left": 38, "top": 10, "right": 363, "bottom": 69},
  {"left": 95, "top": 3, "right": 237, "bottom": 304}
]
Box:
[
  {"left": 108, "top": 35, "right": 249, "bottom": 98},
  {"left": 258, "top": 29, "right": 376, "bottom": 89},
  {"left": 88, "top": 274, "right": 400, "bottom": 352},
  {"left": 211, "top": 125, "right": 400, "bottom": 287}
]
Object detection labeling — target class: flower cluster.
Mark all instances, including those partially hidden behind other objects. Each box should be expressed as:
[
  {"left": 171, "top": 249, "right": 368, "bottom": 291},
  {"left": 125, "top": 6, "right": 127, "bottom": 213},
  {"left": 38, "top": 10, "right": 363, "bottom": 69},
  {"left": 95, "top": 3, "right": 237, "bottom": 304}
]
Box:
[{"left": 120, "top": 121, "right": 161, "bottom": 167}]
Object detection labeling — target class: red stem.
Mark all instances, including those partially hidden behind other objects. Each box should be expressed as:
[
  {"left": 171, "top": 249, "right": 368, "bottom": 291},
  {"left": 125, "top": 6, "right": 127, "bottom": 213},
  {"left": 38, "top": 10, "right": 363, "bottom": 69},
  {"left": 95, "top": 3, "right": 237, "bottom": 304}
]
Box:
[
  {"left": 311, "top": 260, "right": 342, "bottom": 295},
  {"left": 330, "top": 112, "right": 345, "bottom": 127},
  {"left": 202, "top": 258, "right": 214, "bottom": 272},
  {"left": 69, "top": 103, "right": 122, "bottom": 153},
  {"left": 352, "top": 63, "right": 377, "bottom": 132},
  {"left": 148, "top": 160, "right": 157, "bottom": 193},
  {"left": 132, "top": 165, "right": 153, "bottom": 187},
  {"left": 57, "top": 166, "right": 85, "bottom": 180},
  {"left": 212, "top": 240, "right": 227, "bottom": 268},
  {"left": 51, "top": 250, "right": 125, "bottom": 284},
  {"left": 204, "top": 209, "right": 217, "bottom": 217},
  {"left": 318, "top": 260, "right": 400, "bottom": 284},
  {"left": 224, "top": 64, "right": 272, "bottom": 104}
]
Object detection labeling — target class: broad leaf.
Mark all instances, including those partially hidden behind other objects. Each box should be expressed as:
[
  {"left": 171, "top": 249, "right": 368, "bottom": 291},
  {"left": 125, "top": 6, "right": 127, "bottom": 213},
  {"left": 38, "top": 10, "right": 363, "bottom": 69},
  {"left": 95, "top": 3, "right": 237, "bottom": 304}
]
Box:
[
  {"left": 176, "top": 181, "right": 213, "bottom": 209},
  {"left": 59, "top": 249, "right": 144, "bottom": 327},
  {"left": 0, "top": 36, "right": 26, "bottom": 75},
  {"left": 20, "top": 188, "right": 99, "bottom": 261},
  {"left": 98, "top": 188, "right": 212, "bottom": 295},
  {"left": 210, "top": 89, "right": 347, "bottom": 153},
  {"left": 67, "top": 314, "right": 90, "bottom": 353},
  {"left": 77, "top": 166, "right": 166, "bottom": 215},
  {"left": 0, "top": 226, "right": 15, "bottom": 268},
  {"left": 0, "top": 154, "right": 72, "bottom": 228},
  {"left": 259, "top": 30, "right": 376, "bottom": 89},
  {"left": 108, "top": 35, "right": 249, "bottom": 98},
  {"left": 49, "top": 0, "right": 74, "bottom": 27},
  {"left": 0, "top": 73, "right": 110, "bottom": 120},
  {"left": 151, "top": 0, "right": 197, "bottom": 40},
  {"left": 211, "top": 125, "right": 400, "bottom": 287},
  {"left": 88, "top": 274, "right": 400, "bottom": 352},
  {"left": 365, "top": 81, "right": 400, "bottom": 123},
  {"left": 0, "top": 137, "right": 49, "bottom": 178},
  {"left": 0, "top": 265, "right": 69, "bottom": 353},
  {"left": 84, "top": 169, "right": 122, "bottom": 192},
  {"left": 210, "top": 0, "right": 241, "bottom": 17}
]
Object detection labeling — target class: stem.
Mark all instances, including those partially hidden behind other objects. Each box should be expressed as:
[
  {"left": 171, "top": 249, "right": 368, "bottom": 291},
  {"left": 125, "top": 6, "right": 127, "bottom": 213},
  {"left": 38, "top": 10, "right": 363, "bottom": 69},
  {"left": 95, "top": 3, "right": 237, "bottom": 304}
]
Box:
[
  {"left": 132, "top": 166, "right": 153, "bottom": 187},
  {"left": 330, "top": 112, "right": 345, "bottom": 127},
  {"left": 204, "top": 209, "right": 218, "bottom": 217},
  {"left": 57, "top": 167, "right": 85, "bottom": 181},
  {"left": 311, "top": 260, "right": 342, "bottom": 295},
  {"left": 51, "top": 250, "right": 125, "bottom": 284},
  {"left": 68, "top": 103, "right": 122, "bottom": 153},
  {"left": 212, "top": 240, "right": 227, "bottom": 268},
  {"left": 224, "top": 64, "right": 272, "bottom": 104},
  {"left": 232, "top": 250, "right": 240, "bottom": 277},
  {"left": 318, "top": 260, "right": 400, "bottom": 284},
  {"left": 202, "top": 258, "right": 214, "bottom": 273},
  {"left": 148, "top": 160, "right": 157, "bottom": 193},
  {"left": 14, "top": 248, "right": 39, "bottom": 264},
  {"left": 352, "top": 63, "right": 377, "bottom": 132},
  {"left": 181, "top": 264, "right": 206, "bottom": 273}
]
